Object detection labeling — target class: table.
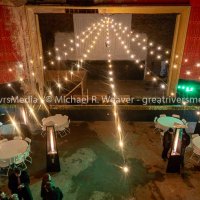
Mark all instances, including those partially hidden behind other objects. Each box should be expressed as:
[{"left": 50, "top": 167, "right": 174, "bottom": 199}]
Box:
[
  {"left": 192, "top": 136, "right": 200, "bottom": 150},
  {"left": 157, "top": 116, "right": 184, "bottom": 128},
  {"left": 0, "top": 140, "right": 28, "bottom": 160},
  {"left": 42, "top": 114, "right": 69, "bottom": 131}
]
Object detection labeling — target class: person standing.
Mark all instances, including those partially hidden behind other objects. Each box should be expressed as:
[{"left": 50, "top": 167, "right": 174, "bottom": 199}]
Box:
[
  {"left": 162, "top": 128, "right": 174, "bottom": 161},
  {"left": 180, "top": 129, "right": 190, "bottom": 167},
  {"left": 44, "top": 182, "right": 63, "bottom": 200},
  {"left": 41, "top": 173, "right": 52, "bottom": 200},
  {"left": 8, "top": 168, "right": 33, "bottom": 200}
]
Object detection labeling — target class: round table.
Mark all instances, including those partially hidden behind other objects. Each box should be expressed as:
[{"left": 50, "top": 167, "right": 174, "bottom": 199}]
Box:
[
  {"left": 157, "top": 116, "right": 184, "bottom": 128},
  {"left": 0, "top": 140, "right": 28, "bottom": 160},
  {"left": 192, "top": 136, "right": 200, "bottom": 149},
  {"left": 42, "top": 115, "right": 69, "bottom": 131}
]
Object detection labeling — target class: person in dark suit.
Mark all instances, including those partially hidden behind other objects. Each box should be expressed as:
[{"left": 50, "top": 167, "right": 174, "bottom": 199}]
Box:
[
  {"left": 181, "top": 129, "right": 190, "bottom": 167},
  {"left": 41, "top": 173, "right": 52, "bottom": 200},
  {"left": 44, "top": 182, "right": 63, "bottom": 200},
  {"left": 162, "top": 128, "right": 174, "bottom": 161},
  {"left": 8, "top": 168, "right": 33, "bottom": 200}
]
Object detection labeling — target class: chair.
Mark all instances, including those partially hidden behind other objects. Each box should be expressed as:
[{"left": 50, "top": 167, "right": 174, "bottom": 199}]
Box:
[
  {"left": 190, "top": 148, "right": 200, "bottom": 164},
  {"left": 182, "top": 119, "right": 187, "bottom": 124},
  {"left": 24, "top": 147, "right": 32, "bottom": 164},
  {"left": 24, "top": 137, "right": 32, "bottom": 163},
  {"left": 192, "top": 134, "right": 199, "bottom": 139},
  {"left": 159, "top": 114, "right": 166, "bottom": 118},
  {"left": 154, "top": 117, "right": 159, "bottom": 133},
  {"left": 41, "top": 126, "right": 46, "bottom": 137},
  {"left": 154, "top": 117, "right": 163, "bottom": 134},
  {"left": 13, "top": 136, "right": 22, "bottom": 140},
  {"left": 160, "top": 131, "right": 164, "bottom": 144},
  {"left": 57, "top": 126, "right": 68, "bottom": 138},
  {"left": 0, "top": 139, "right": 8, "bottom": 143},
  {"left": 65, "top": 119, "right": 70, "bottom": 134},
  {"left": 13, "top": 153, "right": 27, "bottom": 171},
  {"left": 57, "top": 119, "right": 70, "bottom": 138},
  {"left": 0, "top": 159, "right": 11, "bottom": 176},
  {"left": 25, "top": 137, "right": 31, "bottom": 144},
  {"left": 172, "top": 114, "right": 180, "bottom": 119}
]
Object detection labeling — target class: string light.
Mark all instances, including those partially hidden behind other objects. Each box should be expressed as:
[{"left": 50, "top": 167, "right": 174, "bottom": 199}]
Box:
[
  {"left": 157, "top": 46, "right": 162, "bottom": 50},
  {"left": 186, "top": 70, "right": 191, "bottom": 75},
  {"left": 170, "top": 92, "right": 175, "bottom": 96},
  {"left": 119, "top": 141, "right": 124, "bottom": 148},
  {"left": 122, "top": 166, "right": 129, "bottom": 173},
  {"left": 182, "top": 101, "right": 187, "bottom": 106},
  {"left": 56, "top": 56, "right": 61, "bottom": 61},
  {"left": 57, "top": 83, "right": 61, "bottom": 88},
  {"left": 49, "top": 90, "right": 53, "bottom": 95},
  {"left": 19, "top": 64, "right": 23, "bottom": 68},
  {"left": 161, "top": 84, "right": 165, "bottom": 89},
  {"left": 153, "top": 77, "right": 157, "bottom": 82},
  {"left": 149, "top": 42, "right": 153, "bottom": 46},
  {"left": 150, "top": 51, "right": 154, "bottom": 55},
  {"left": 157, "top": 55, "right": 162, "bottom": 59}
]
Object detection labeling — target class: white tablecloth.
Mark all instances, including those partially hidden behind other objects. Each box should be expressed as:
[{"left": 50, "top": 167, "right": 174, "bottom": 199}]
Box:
[
  {"left": 192, "top": 136, "right": 200, "bottom": 149},
  {"left": 42, "top": 114, "right": 69, "bottom": 131},
  {"left": 157, "top": 116, "right": 184, "bottom": 128},
  {"left": 0, "top": 140, "right": 28, "bottom": 160}
]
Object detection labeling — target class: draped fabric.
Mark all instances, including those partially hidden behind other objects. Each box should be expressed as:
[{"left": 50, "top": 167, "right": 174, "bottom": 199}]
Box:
[
  {"left": 55, "top": 14, "right": 147, "bottom": 61},
  {"left": 1, "top": 0, "right": 200, "bottom": 83},
  {"left": 179, "top": 0, "right": 200, "bottom": 81},
  {"left": 0, "top": 5, "right": 25, "bottom": 84}
]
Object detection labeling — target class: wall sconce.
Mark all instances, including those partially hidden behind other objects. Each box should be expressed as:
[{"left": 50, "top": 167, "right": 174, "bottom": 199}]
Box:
[{"left": 46, "top": 125, "right": 60, "bottom": 172}]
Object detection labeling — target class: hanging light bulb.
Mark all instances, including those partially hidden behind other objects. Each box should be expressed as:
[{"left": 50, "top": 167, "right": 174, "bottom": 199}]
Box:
[
  {"left": 57, "top": 83, "right": 61, "bottom": 88},
  {"left": 19, "top": 63, "right": 23, "bottom": 68},
  {"left": 196, "top": 63, "right": 200, "bottom": 67},
  {"left": 157, "top": 46, "right": 162, "bottom": 50},
  {"left": 161, "top": 84, "right": 165, "bottom": 89},
  {"left": 186, "top": 70, "right": 191, "bottom": 75},
  {"left": 149, "top": 42, "right": 153, "bottom": 46},
  {"left": 157, "top": 55, "right": 162, "bottom": 60},
  {"left": 153, "top": 77, "right": 157, "bottom": 82},
  {"left": 150, "top": 51, "right": 154, "bottom": 55},
  {"left": 173, "top": 64, "right": 177, "bottom": 68}
]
